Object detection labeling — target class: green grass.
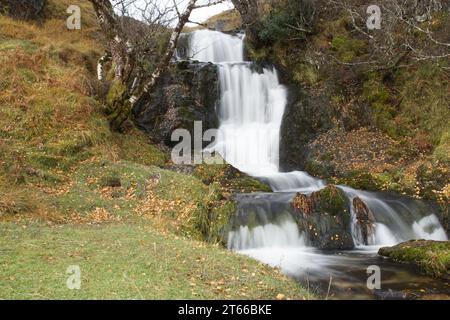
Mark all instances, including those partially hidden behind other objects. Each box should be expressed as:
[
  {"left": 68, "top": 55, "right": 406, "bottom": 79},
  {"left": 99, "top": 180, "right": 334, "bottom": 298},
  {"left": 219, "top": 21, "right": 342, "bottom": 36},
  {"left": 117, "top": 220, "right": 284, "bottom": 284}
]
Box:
[
  {"left": 0, "top": 221, "right": 311, "bottom": 300},
  {"left": 0, "top": 39, "right": 38, "bottom": 53},
  {"left": 47, "top": 160, "right": 157, "bottom": 217}
]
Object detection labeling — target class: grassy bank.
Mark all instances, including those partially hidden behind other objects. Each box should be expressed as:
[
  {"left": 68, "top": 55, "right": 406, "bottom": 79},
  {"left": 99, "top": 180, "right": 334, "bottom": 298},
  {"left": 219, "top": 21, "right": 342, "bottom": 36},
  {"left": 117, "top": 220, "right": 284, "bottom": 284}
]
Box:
[
  {"left": 379, "top": 240, "right": 450, "bottom": 279},
  {"left": 0, "top": 1, "right": 313, "bottom": 299},
  {"left": 0, "top": 220, "right": 310, "bottom": 300}
]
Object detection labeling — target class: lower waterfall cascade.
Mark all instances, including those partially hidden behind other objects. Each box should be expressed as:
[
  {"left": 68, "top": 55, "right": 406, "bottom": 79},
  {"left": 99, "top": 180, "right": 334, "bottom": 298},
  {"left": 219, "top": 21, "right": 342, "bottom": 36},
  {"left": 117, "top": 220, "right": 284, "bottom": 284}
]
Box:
[{"left": 181, "top": 29, "right": 448, "bottom": 297}]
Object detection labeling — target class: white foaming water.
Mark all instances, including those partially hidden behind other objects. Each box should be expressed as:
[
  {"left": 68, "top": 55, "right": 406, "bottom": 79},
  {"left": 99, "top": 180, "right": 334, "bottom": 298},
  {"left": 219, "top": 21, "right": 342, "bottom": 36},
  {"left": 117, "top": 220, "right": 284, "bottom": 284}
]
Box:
[
  {"left": 187, "top": 30, "right": 312, "bottom": 251},
  {"left": 188, "top": 30, "right": 324, "bottom": 192},
  {"left": 263, "top": 171, "right": 325, "bottom": 192},
  {"left": 342, "top": 186, "right": 448, "bottom": 246},
  {"left": 412, "top": 215, "right": 448, "bottom": 240},
  {"left": 214, "top": 64, "right": 287, "bottom": 176},
  {"left": 186, "top": 30, "right": 447, "bottom": 256},
  {"left": 187, "top": 30, "right": 244, "bottom": 63},
  {"left": 373, "top": 223, "right": 401, "bottom": 246},
  {"left": 228, "top": 218, "right": 306, "bottom": 250}
]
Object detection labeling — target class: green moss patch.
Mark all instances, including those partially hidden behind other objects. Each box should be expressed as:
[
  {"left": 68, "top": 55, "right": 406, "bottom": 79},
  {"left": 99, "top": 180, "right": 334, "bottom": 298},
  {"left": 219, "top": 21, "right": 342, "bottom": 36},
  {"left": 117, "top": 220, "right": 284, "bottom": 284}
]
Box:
[
  {"left": 316, "top": 185, "right": 348, "bottom": 217},
  {"left": 379, "top": 240, "right": 450, "bottom": 279},
  {"left": 331, "top": 35, "right": 367, "bottom": 63},
  {"left": 194, "top": 163, "right": 272, "bottom": 194}
]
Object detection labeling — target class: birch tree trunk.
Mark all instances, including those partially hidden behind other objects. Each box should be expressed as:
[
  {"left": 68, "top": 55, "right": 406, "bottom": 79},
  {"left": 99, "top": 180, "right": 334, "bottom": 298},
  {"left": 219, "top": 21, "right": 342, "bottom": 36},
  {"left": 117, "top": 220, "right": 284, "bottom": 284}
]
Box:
[
  {"left": 129, "top": 0, "right": 198, "bottom": 105},
  {"left": 90, "top": 0, "right": 199, "bottom": 131},
  {"left": 90, "top": 0, "right": 136, "bottom": 130}
]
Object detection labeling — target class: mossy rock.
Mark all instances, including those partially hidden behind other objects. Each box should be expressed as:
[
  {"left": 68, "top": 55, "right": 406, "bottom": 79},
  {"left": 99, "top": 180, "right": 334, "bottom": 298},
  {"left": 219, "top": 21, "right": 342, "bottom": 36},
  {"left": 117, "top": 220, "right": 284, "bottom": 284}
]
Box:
[
  {"left": 195, "top": 197, "right": 238, "bottom": 246},
  {"left": 315, "top": 185, "right": 348, "bottom": 216},
  {"left": 379, "top": 240, "right": 450, "bottom": 279},
  {"left": 193, "top": 163, "right": 272, "bottom": 194},
  {"left": 292, "top": 185, "right": 353, "bottom": 249},
  {"left": 292, "top": 185, "right": 349, "bottom": 219}
]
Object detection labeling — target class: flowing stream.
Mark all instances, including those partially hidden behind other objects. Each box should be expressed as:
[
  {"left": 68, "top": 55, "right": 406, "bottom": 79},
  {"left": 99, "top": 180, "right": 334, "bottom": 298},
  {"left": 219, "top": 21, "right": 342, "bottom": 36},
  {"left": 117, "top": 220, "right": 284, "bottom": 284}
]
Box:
[{"left": 183, "top": 29, "right": 449, "bottom": 299}]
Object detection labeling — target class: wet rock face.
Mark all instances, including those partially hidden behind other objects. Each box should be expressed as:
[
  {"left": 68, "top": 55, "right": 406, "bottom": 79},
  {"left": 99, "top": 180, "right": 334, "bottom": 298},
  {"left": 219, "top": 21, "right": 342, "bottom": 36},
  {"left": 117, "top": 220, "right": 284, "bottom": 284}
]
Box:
[
  {"left": 133, "top": 61, "right": 219, "bottom": 147},
  {"left": 0, "top": 0, "right": 47, "bottom": 20},
  {"left": 292, "top": 185, "right": 354, "bottom": 250},
  {"left": 279, "top": 87, "right": 336, "bottom": 171},
  {"left": 353, "top": 197, "right": 376, "bottom": 245}
]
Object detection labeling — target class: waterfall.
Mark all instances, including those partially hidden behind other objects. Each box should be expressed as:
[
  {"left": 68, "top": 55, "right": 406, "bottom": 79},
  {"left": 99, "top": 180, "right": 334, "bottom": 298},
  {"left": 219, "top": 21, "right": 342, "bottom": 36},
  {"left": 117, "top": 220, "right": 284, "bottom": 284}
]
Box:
[
  {"left": 342, "top": 186, "right": 447, "bottom": 246},
  {"left": 187, "top": 30, "right": 324, "bottom": 192},
  {"left": 228, "top": 217, "right": 306, "bottom": 250},
  {"left": 184, "top": 30, "right": 447, "bottom": 252},
  {"left": 187, "top": 30, "right": 244, "bottom": 63}
]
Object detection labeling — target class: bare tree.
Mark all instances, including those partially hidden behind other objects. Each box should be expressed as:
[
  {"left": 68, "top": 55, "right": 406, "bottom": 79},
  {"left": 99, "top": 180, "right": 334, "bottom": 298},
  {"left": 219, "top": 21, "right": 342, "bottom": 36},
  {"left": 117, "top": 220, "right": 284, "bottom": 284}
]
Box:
[
  {"left": 323, "top": 0, "right": 450, "bottom": 70},
  {"left": 90, "top": 0, "right": 224, "bottom": 130}
]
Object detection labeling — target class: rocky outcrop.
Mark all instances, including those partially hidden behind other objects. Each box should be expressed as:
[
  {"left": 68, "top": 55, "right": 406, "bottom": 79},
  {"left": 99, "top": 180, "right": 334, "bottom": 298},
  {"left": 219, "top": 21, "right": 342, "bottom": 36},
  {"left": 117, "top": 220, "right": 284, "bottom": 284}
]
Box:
[
  {"left": 132, "top": 60, "right": 219, "bottom": 147},
  {"left": 0, "top": 0, "right": 46, "bottom": 20},
  {"left": 353, "top": 197, "right": 376, "bottom": 245},
  {"left": 279, "top": 87, "right": 336, "bottom": 171},
  {"left": 194, "top": 162, "right": 272, "bottom": 195},
  {"left": 291, "top": 185, "right": 354, "bottom": 250}
]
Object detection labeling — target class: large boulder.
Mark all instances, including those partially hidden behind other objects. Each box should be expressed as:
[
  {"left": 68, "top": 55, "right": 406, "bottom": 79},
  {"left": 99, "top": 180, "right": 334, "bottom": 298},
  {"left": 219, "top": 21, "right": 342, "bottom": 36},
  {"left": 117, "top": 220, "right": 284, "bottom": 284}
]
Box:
[
  {"left": 133, "top": 60, "right": 219, "bottom": 147},
  {"left": 291, "top": 185, "right": 354, "bottom": 249},
  {"left": 0, "top": 0, "right": 46, "bottom": 20}
]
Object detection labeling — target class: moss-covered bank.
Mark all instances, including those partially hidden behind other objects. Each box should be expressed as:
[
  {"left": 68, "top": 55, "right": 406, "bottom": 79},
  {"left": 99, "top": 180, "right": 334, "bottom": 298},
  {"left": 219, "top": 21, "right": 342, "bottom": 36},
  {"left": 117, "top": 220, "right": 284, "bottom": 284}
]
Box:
[{"left": 379, "top": 240, "right": 450, "bottom": 279}]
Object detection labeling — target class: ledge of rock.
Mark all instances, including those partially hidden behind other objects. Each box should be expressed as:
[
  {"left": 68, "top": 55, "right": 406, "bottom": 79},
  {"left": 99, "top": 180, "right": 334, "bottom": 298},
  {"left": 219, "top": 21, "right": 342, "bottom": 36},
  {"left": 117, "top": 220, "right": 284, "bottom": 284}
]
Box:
[{"left": 133, "top": 60, "right": 219, "bottom": 147}]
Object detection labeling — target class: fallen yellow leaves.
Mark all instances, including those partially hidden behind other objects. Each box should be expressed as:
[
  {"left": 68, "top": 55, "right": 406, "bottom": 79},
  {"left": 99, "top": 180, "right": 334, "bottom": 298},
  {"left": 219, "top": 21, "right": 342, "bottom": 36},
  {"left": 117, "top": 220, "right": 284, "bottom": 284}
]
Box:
[
  {"left": 276, "top": 293, "right": 286, "bottom": 300},
  {"left": 136, "top": 179, "right": 199, "bottom": 230},
  {"left": 70, "top": 207, "right": 122, "bottom": 224}
]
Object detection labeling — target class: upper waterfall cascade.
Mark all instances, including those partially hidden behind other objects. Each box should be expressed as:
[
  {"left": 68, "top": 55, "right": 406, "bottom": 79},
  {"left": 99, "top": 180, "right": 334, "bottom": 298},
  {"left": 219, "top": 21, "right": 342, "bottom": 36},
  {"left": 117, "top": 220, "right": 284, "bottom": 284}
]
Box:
[{"left": 184, "top": 29, "right": 447, "bottom": 250}]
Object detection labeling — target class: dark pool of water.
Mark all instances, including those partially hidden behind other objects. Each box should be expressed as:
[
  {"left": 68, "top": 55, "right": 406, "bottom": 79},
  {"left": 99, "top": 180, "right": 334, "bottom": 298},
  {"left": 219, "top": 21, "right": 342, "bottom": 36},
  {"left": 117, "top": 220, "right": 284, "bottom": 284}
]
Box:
[
  {"left": 237, "top": 247, "right": 449, "bottom": 300},
  {"left": 294, "top": 249, "right": 450, "bottom": 300}
]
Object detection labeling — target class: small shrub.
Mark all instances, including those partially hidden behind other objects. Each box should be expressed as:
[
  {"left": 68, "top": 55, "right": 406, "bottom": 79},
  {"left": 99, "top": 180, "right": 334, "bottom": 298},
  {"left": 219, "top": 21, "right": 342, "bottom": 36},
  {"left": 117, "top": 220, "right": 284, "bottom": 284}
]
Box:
[{"left": 258, "top": 0, "right": 317, "bottom": 44}]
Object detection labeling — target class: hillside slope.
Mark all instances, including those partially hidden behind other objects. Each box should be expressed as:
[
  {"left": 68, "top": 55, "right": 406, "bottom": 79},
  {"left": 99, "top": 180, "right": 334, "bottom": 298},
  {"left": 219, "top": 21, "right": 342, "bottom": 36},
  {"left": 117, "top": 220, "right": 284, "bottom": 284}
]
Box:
[{"left": 0, "top": 0, "right": 311, "bottom": 300}]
